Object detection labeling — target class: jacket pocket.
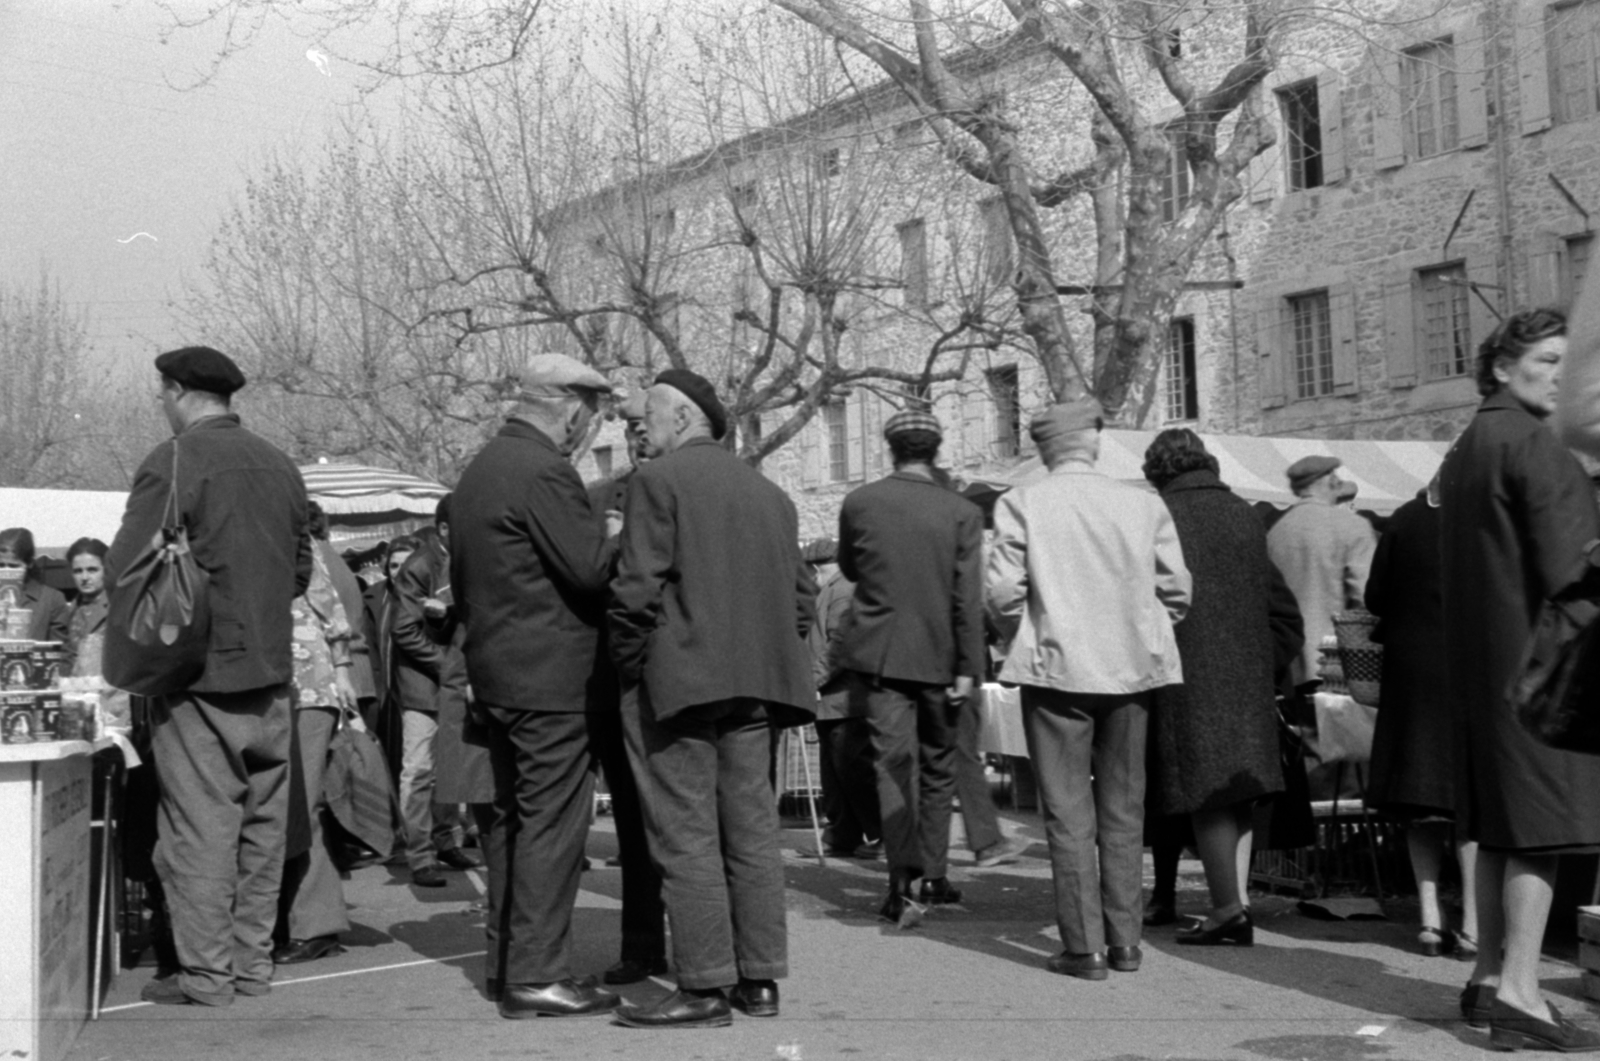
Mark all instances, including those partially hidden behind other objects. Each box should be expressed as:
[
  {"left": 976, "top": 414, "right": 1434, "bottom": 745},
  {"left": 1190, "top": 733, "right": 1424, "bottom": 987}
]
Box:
[{"left": 213, "top": 618, "right": 247, "bottom": 655}]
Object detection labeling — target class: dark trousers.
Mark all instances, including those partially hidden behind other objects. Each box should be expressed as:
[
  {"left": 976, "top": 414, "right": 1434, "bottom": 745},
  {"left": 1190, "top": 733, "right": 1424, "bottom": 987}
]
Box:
[
  {"left": 815, "top": 717, "right": 880, "bottom": 848},
  {"left": 953, "top": 696, "right": 1003, "bottom": 854},
  {"left": 628, "top": 690, "right": 787, "bottom": 989},
  {"left": 1021, "top": 686, "right": 1149, "bottom": 955},
  {"left": 277, "top": 706, "right": 349, "bottom": 941},
  {"left": 480, "top": 705, "right": 595, "bottom": 986},
  {"left": 852, "top": 673, "right": 960, "bottom": 882},
  {"left": 151, "top": 684, "right": 292, "bottom": 1003},
  {"left": 592, "top": 692, "right": 666, "bottom": 963}
]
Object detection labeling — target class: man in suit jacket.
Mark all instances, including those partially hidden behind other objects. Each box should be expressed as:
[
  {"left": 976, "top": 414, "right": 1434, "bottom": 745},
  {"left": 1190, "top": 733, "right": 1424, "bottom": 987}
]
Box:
[
  {"left": 609, "top": 369, "right": 815, "bottom": 1029},
  {"left": 107, "top": 346, "right": 311, "bottom": 1006},
  {"left": 451, "top": 354, "right": 620, "bottom": 1020},
  {"left": 837, "top": 409, "right": 985, "bottom": 926}
]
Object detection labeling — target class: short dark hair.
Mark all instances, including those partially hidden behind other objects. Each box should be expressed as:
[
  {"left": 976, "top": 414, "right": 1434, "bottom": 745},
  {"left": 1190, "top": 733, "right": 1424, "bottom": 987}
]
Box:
[
  {"left": 1142, "top": 428, "right": 1219, "bottom": 490},
  {"left": 385, "top": 534, "right": 421, "bottom": 573},
  {"left": 1475, "top": 307, "right": 1567, "bottom": 397},
  {"left": 888, "top": 429, "right": 941, "bottom": 466},
  {"left": 66, "top": 537, "right": 108, "bottom": 564},
  {"left": 306, "top": 501, "right": 329, "bottom": 542},
  {"left": 0, "top": 527, "right": 37, "bottom": 572},
  {"left": 435, "top": 492, "right": 452, "bottom": 527}
]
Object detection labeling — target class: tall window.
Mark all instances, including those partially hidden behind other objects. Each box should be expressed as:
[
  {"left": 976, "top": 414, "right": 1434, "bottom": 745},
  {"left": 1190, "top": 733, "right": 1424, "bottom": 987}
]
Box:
[
  {"left": 1164, "top": 317, "right": 1199, "bottom": 422},
  {"left": 593, "top": 446, "right": 614, "bottom": 480},
  {"left": 1288, "top": 290, "right": 1334, "bottom": 399},
  {"left": 979, "top": 198, "right": 1012, "bottom": 285},
  {"left": 899, "top": 219, "right": 929, "bottom": 307},
  {"left": 824, "top": 400, "right": 848, "bottom": 482},
  {"left": 1278, "top": 81, "right": 1324, "bottom": 191},
  {"left": 987, "top": 365, "right": 1021, "bottom": 458},
  {"left": 1159, "top": 125, "right": 1191, "bottom": 223},
  {"left": 1402, "top": 39, "right": 1459, "bottom": 158},
  {"left": 815, "top": 147, "right": 842, "bottom": 180},
  {"left": 1550, "top": 0, "right": 1600, "bottom": 124},
  {"left": 1416, "top": 264, "right": 1472, "bottom": 380},
  {"left": 1566, "top": 234, "right": 1595, "bottom": 305}
]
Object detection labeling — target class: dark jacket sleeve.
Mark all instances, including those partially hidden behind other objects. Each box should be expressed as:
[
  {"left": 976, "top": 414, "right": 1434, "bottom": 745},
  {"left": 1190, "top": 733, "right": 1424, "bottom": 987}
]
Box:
[
  {"left": 523, "top": 459, "right": 615, "bottom": 605},
  {"left": 1514, "top": 427, "right": 1600, "bottom": 599},
  {"left": 609, "top": 468, "right": 674, "bottom": 683},
  {"left": 36, "top": 586, "right": 71, "bottom": 645},
  {"left": 837, "top": 499, "right": 861, "bottom": 584},
  {"left": 294, "top": 525, "right": 313, "bottom": 598},
  {"left": 1364, "top": 519, "right": 1396, "bottom": 617},
  {"left": 390, "top": 550, "right": 444, "bottom": 680},
  {"left": 952, "top": 504, "right": 987, "bottom": 679},
  {"left": 819, "top": 581, "right": 854, "bottom": 689},
  {"left": 1267, "top": 559, "right": 1306, "bottom": 690},
  {"left": 106, "top": 443, "right": 173, "bottom": 583},
  {"left": 795, "top": 559, "right": 818, "bottom": 641}
]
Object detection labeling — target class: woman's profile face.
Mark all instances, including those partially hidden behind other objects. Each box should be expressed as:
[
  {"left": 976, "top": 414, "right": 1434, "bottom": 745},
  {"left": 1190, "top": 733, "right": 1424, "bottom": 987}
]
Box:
[
  {"left": 387, "top": 549, "right": 414, "bottom": 581},
  {"left": 1495, "top": 335, "right": 1566, "bottom": 418},
  {"left": 71, "top": 554, "right": 105, "bottom": 597}
]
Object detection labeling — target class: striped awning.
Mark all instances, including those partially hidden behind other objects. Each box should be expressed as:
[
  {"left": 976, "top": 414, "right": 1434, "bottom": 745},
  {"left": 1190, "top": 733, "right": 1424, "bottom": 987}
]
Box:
[{"left": 298, "top": 463, "right": 449, "bottom": 517}]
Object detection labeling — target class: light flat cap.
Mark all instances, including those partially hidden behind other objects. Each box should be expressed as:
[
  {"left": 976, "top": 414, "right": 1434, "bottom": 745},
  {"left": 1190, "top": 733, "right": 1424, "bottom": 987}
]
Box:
[
  {"left": 884, "top": 409, "right": 942, "bottom": 440},
  {"left": 1029, "top": 397, "right": 1103, "bottom": 447},
  {"left": 155, "top": 345, "right": 246, "bottom": 395},
  {"left": 511, "top": 354, "right": 613, "bottom": 397},
  {"left": 1286, "top": 454, "right": 1341, "bottom": 492}
]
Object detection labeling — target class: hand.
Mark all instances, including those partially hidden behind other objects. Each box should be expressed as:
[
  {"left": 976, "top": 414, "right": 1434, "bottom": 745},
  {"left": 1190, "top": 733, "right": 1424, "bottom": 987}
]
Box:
[
  {"left": 344, "top": 708, "right": 369, "bottom": 733},
  {"left": 605, "top": 509, "right": 624, "bottom": 539},
  {"left": 333, "top": 666, "right": 358, "bottom": 712},
  {"left": 422, "top": 597, "right": 447, "bottom": 619},
  {"left": 948, "top": 675, "right": 975, "bottom": 705}
]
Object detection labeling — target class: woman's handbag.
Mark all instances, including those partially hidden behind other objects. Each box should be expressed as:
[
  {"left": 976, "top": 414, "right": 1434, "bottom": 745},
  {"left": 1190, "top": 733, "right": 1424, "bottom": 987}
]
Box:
[
  {"left": 1510, "top": 548, "right": 1600, "bottom": 755},
  {"left": 103, "top": 441, "right": 212, "bottom": 697}
]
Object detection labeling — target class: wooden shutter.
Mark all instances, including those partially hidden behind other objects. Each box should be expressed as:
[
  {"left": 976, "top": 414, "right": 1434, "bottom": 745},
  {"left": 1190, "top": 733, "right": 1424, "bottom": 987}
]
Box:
[
  {"left": 1330, "top": 281, "right": 1359, "bottom": 395},
  {"left": 1374, "top": 50, "right": 1407, "bottom": 170},
  {"left": 961, "top": 384, "right": 988, "bottom": 467},
  {"left": 1519, "top": 0, "right": 1553, "bottom": 135},
  {"left": 1318, "top": 72, "right": 1346, "bottom": 185},
  {"left": 1527, "top": 238, "right": 1563, "bottom": 307},
  {"left": 1466, "top": 246, "right": 1501, "bottom": 350},
  {"left": 1258, "top": 301, "right": 1287, "bottom": 408},
  {"left": 1457, "top": 19, "right": 1489, "bottom": 149},
  {"left": 1384, "top": 271, "right": 1418, "bottom": 387},
  {"left": 845, "top": 389, "right": 866, "bottom": 481},
  {"left": 1247, "top": 122, "right": 1280, "bottom": 203},
  {"left": 801, "top": 416, "right": 822, "bottom": 488}
]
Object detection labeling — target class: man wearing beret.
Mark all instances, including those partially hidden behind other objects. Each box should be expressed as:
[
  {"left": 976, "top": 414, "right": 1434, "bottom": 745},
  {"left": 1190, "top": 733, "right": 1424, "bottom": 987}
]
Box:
[
  {"left": 609, "top": 369, "right": 816, "bottom": 1028},
  {"left": 108, "top": 345, "right": 313, "bottom": 1005},
  {"left": 451, "top": 353, "right": 622, "bottom": 1018},
  {"left": 1266, "top": 455, "right": 1376, "bottom": 699},
  {"left": 837, "top": 408, "right": 986, "bottom": 926},
  {"left": 986, "top": 398, "right": 1191, "bottom": 981}
]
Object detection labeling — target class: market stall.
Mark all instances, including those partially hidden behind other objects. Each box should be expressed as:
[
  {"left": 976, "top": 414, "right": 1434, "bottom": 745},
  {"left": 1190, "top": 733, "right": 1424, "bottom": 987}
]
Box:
[{"left": 298, "top": 462, "right": 450, "bottom": 553}]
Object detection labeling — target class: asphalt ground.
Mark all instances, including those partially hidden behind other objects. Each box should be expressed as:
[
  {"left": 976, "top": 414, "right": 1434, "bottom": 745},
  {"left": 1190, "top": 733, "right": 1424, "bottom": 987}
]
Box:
[{"left": 71, "top": 812, "right": 1600, "bottom": 1061}]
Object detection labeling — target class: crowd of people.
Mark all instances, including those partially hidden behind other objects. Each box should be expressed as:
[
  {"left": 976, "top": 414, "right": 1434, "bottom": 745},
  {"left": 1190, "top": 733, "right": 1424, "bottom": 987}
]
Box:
[{"left": 17, "top": 276, "right": 1598, "bottom": 1048}]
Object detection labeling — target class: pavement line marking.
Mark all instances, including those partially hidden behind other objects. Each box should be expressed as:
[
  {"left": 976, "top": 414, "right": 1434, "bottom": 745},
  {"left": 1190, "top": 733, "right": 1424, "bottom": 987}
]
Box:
[
  {"left": 465, "top": 868, "right": 487, "bottom": 897},
  {"left": 997, "top": 937, "right": 1054, "bottom": 958},
  {"left": 100, "top": 950, "right": 490, "bottom": 1014}
]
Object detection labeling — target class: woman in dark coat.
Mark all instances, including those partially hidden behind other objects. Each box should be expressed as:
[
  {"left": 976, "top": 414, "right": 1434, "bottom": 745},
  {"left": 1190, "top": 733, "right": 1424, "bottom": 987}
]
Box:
[
  {"left": 0, "top": 527, "right": 71, "bottom": 644},
  {"left": 1366, "top": 488, "right": 1479, "bottom": 959},
  {"left": 1440, "top": 308, "right": 1600, "bottom": 1050},
  {"left": 1143, "top": 429, "right": 1303, "bottom": 946}
]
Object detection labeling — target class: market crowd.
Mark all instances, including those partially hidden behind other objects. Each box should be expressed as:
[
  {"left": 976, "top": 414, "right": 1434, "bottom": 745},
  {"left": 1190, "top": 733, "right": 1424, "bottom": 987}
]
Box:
[{"left": 19, "top": 277, "right": 1597, "bottom": 1049}]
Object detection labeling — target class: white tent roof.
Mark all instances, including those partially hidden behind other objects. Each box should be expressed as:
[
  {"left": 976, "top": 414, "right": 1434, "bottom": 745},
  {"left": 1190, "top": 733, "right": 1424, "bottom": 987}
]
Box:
[
  {"left": 299, "top": 463, "right": 448, "bottom": 517},
  {"left": 0, "top": 488, "right": 129, "bottom": 552}
]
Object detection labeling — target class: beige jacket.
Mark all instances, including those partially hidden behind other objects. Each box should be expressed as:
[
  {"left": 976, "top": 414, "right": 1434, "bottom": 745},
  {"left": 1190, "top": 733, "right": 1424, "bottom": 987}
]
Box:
[
  {"left": 1265, "top": 498, "right": 1376, "bottom": 686},
  {"left": 986, "top": 462, "right": 1191, "bottom": 695}
]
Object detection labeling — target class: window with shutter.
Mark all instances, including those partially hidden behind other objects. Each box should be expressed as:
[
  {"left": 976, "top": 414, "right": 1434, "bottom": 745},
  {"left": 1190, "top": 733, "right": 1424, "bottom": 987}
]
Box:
[
  {"left": 979, "top": 198, "right": 1012, "bottom": 285},
  {"left": 1565, "top": 234, "right": 1595, "bottom": 304},
  {"left": 1416, "top": 263, "right": 1473, "bottom": 379},
  {"left": 1288, "top": 290, "right": 1335, "bottom": 398},
  {"left": 1550, "top": 0, "right": 1600, "bottom": 123},
  {"left": 899, "top": 219, "right": 929, "bottom": 307},
  {"left": 1158, "top": 125, "right": 1191, "bottom": 222},
  {"left": 1402, "top": 40, "right": 1460, "bottom": 158},
  {"left": 824, "top": 400, "right": 848, "bottom": 482},
  {"left": 1278, "top": 82, "right": 1324, "bottom": 190},
  {"left": 1163, "top": 318, "right": 1199, "bottom": 422},
  {"left": 986, "top": 366, "right": 1021, "bottom": 457}
]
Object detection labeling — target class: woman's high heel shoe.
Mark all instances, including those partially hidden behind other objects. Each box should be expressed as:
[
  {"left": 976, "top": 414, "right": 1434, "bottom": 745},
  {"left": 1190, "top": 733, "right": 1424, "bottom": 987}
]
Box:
[
  {"left": 1418, "top": 926, "right": 1450, "bottom": 957},
  {"left": 1176, "top": 908, "right": 1254, "bottom": 947}
]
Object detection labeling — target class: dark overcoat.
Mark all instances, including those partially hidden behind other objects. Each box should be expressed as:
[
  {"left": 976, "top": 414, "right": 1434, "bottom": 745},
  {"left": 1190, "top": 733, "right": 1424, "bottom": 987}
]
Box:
[
  {"left": 1149, "top": 470, "right": 1295, "bottom": 816},
  {"left": 390, "top": 534, "right": 451, "bottom": 716},
  {"left": 1440, "top": 390, "right": 1600, "bottom": 850},
  {"left": 107, "top": 414, "right": 311, "bottom": 695},
  {"left": 1364, "top": 493, "right": 1456, "bottom": 817},
  {"left": 609, "top": 436, "right": 815, "bottom": 723},
  {"left": 451, "top": 419, "right": 614, "bottom": 713}
]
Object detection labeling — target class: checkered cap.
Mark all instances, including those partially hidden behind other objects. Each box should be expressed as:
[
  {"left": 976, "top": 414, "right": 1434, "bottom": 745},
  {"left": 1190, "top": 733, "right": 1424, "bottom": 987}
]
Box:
[{"left": 883, "top": 409, "right": 943, "bottom": 440}]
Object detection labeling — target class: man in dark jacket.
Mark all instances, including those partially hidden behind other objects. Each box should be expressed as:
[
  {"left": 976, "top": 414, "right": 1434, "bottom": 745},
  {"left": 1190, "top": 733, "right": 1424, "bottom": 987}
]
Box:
[
  {"left": 609, "top": 370, "right": 815, "bottom": 1029},
  {"left": 452, "top": 353, "right": 620, "bottom": 1019},
  {"left": 107, "top": 346, "right": 311, "bottom": 1006},
  {"left": 838, "top": 409, "right": 985, "bottom": 926}
]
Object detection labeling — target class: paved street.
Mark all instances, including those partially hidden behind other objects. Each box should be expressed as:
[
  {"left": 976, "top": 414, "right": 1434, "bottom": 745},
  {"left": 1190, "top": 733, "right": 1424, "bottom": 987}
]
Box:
[{"left": 73, "top": 812, "right": 1596, "bottom": 1061}]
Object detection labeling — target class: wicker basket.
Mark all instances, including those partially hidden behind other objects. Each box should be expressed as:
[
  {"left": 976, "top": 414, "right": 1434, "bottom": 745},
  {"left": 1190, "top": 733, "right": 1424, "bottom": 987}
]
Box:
[{"left": 1332, "top": 610, "right": 1382, "bottom": 707}]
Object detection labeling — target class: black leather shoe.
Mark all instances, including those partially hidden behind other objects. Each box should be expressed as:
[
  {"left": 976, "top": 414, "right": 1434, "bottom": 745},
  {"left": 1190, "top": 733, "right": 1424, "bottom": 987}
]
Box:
[
  {"left": 614, "top": 988, "right": 733, "bottom": 1029},
  {"left": 1489, "top": 1000, "right": 1600, "bottom": 1052},
  {"left": 878, "top": 889, "right": 926, "bottom": 929},
  {"left": 1176, "top": 909, "right": 1253, "bottom": 947},
  {"left": 485, "top": 978, "right": 503, "bottom": 1002},
  {"left": 603, "top": 957, "right": 669, "bottom": 985},
  {"left": 1143, "top": 902, "right": 1178, "bottom": 927},
  {"left": 412, "top": 865, "right": 448, "bottom": 888},
  {"left": 1108, "top": 945, "right": 1142, "bottom": 972},
  {"left": 1460, "top": 982, "right": 1495, "bottom": 1029},
  {"left": 272, "top": 935, "right": 345, "bottom": 964},
  {"left": 437, "top": 847, "right": 480, "bottom": 870},
  {"left": 918, "top": 877, "right": 963, "bottom": 905},
  {"left": 1046, "top": 950, "right": 1109, "bottom": 981},
  {"left": 498, "top": 979, "right": 620, "bottom": 1019},
  {"left": 729, "top": 978, "right": 779, "bottom": 1017}
]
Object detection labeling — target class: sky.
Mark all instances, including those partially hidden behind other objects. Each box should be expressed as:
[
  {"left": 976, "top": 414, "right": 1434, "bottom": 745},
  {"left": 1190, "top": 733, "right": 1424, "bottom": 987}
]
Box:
[{"left": 0, "top": 0, "right": 399, "bottom": 378}]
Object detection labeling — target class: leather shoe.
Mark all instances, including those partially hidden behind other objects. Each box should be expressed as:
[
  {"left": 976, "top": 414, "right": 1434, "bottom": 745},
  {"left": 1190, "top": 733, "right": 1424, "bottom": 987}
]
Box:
[
  {"left": 614, "top": 988, "right": 733, "bottom": 1029},
  {"left": 1143, "top": 902, "right": 1178, "bottom": 927},
  {"left": 272, "top": 935, "right": 345, "bottom": 964},
  {"left": 1108, "top": 945, "right": 1142, "bottom": 972},
  {"left": 974, "top": 837, "right": 1030, "bottom": 868},
  {"left": 498, "top": 978, "right": 620, "bottom": 1019},
  {"left": 412, "top": 865, "right": 447, "bottom": 888},
  {"left": 879, "top": 889, "right": 926, "bottom": 929},
  {"left": 1490, "top": 1000, "right": 1600, "bottom": 1052},
  {"left": 437, "top": 847, "right": 480, "bottom": 870},
  {"left": 729, "top": 978, "right": 779, "bottom": 1017},
  {"left": 918, "top": 877, "right": 963, "bottom": 905},
  {"left": 1460, "top": 982, "right": 1495, "bottom": 1029},
  {"left": 485, "top": 978, "right": 503, "bottom": 1002},
  {"left": 603, "top": 956, "right": 669, "bottom": 985},
  {"left": 1176, "top": 908, "right": 1253, "bottom": 947},
  {"left": 1046, "top": 950, "right": 1109, "bottom": 981}
]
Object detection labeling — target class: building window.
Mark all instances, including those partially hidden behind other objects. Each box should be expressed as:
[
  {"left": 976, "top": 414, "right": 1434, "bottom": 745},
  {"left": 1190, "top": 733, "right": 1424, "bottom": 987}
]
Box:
[
  {"left": 987, "top": 365, "right": 1021, "bottom": 458},
  {"left": 1416, "top": 264, "right": 1472, "bottom": 380},
  {"left": 1164, "top": 317, "right": 1199, "bottom": 422},
  {"left": 1278, "top": 81, "right": 1324, "bottom": 191},
  {"left": 1551, "top": 0, "right": 1600, "bottom": 124},
  {"left": 593, "top": 446, "right": 614, "bottom": 480},
  {"left": 899, "top": 219, "right": 929, "bottom": 307},
  {"left": 1288, "top": 290, "right": 1334, "bottom": 398},
  {"left": 1159, "top": 125, "right": 1191, "bottom": 223},
  {"left": 824, "top": 400, "right": 848, "bottom": 482},
  {"left": 1402, "top": 39, "right": 1459, "bottom": 158},
  {"left": 1565, "top": 233, "right": 1595, "bottom": 306},
  {"left": 815, "top": 147, "right": 842, "bottom": 180},
  {"left": 979, "top": 198, "right": 1012, "bottom": 285}
]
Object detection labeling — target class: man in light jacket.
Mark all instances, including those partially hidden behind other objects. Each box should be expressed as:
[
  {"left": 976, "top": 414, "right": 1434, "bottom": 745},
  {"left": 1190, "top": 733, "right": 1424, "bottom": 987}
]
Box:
[{"left": 986, "top": 398, "right": 1191, "bottom": 982}]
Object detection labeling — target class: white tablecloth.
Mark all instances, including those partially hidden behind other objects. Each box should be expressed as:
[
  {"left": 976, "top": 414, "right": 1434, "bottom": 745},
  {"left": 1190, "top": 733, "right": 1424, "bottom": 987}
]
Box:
[{"left": 975, "top": 684, "right": 1029, "bottom": 758}]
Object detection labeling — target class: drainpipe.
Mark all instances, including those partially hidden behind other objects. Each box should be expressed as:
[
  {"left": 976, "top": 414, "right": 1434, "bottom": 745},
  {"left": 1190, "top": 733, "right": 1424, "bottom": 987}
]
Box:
[{"left": 1486, "top": 0, "right": 1517, "bottom": 309}]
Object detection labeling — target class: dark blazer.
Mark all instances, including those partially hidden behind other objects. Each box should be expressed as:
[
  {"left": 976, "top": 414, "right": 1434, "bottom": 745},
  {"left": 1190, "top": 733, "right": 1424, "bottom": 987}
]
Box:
[
  {"left": 21, "top": 580, "right": 71, "bottom": 644},
  {"left": 837, "top": 472, "right": 985, "bottom": 685},
  {"left": 609, "top": 436, "right": 815, "bottom": 723},
  {"left": 107, "top": 414, "right": 311, "bottom": 695},
  {"left": 452, "top": 419, "right": 614, "bottom": 712},
  {"left": 390, "top": 535, "right": 465, "bottom": 714},
  {"left": 1440, "top": 389, "right": 1600, "bottom": 849}
]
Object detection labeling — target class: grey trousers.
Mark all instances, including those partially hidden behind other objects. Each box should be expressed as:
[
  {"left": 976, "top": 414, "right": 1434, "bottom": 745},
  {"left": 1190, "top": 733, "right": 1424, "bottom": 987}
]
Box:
[
  {"left": 278, "top": 706, "right": 350, "bottom": 941},
  {"left": 398, "top": 708, "right": 462, "bottom": 870},
  {"left": 954, "top": 696, "right": 1003, "bottom": 854},
  {"left": 628, "top": 690, "right": 787, "bottom": 989},
  {"left": 1021, "top": 686, "right": 1150, "bottom": 955},
  {"left": 852, "top": 673, "right": 960, "bottom": 883},
  {"left": 151, "top": 684, "right": 292, "bottom": 1003}
]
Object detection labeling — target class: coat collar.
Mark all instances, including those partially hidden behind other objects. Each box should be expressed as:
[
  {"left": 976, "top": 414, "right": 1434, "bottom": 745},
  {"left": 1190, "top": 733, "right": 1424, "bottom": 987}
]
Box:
[
  {"left": 677, "top": 436, "right": 724, "bottom": 453},
  {"left": 1160, "top": 468, "right": 1229, "bottom": 496},
  {"left": 1478, "top": 388, "right": 1543, "bottom": 418},
  {"left": 887, "top": 469, "right": 943, "bottom": 487},
  {"left": 178, "top": 413, "right": 241, "bottom": 437},
  {"left": 500, "top": 417, "right": 560, "bottom": 453}
]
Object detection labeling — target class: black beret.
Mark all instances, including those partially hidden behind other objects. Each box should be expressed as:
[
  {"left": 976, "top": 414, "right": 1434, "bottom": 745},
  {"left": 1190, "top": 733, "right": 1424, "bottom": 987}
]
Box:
[
  {"left": 655, "top": 368, "right": 728, "bottom": 440},
  {"left": 155, "top": 346, "right": 246, "bottom": 396}
]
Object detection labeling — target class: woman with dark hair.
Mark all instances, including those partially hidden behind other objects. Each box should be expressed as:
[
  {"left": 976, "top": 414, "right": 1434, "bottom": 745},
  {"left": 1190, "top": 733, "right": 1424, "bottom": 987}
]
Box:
[
  {"left": 1141, "top": 429, "right": 1303, "bottom": 946},
  {"left": 65, "top": 537, "right": 110, "bottom": 676},
  {"left": 1440, "top": 308, "right": 1600, "bottom": 1050},
  {"left": 0, "top": 527, "right": 71, "bottom": 644}
]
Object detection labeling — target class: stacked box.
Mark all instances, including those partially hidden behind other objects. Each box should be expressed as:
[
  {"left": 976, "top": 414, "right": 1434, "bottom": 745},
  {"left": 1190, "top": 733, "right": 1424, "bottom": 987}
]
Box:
[
  {"left": 28, "top": 643, "right": 66, "bottom": 690},
  {"left": 0, "top": 690, "right": 65, "bottom": 743},
  {"left": 0, "top": 641, "right": 32, "bottom": 690},
  {"left": 1578, "top": 907, "right": 1600, "bottom": 1002}
]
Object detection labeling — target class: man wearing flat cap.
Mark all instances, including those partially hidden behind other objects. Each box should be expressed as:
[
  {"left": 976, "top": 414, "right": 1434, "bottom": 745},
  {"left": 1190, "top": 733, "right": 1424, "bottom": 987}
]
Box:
[
  {"left": 837, "top": 407, "right": 986, "bottom": 926},
  {"left": 451, "top": 353, "right": 623, "bottom": 1018},
  {"left": 986, "top": 397, "right": 1191, "bottom": 982},
  {"left": 1266, "top": 454, "right": 1376, "bottom": 696},
  {"left": 108, "top": 345, "right": 312, "bottom": 1005},
  {"left": 609, "top": 369, "right": 815, "bottom": 1028}
]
